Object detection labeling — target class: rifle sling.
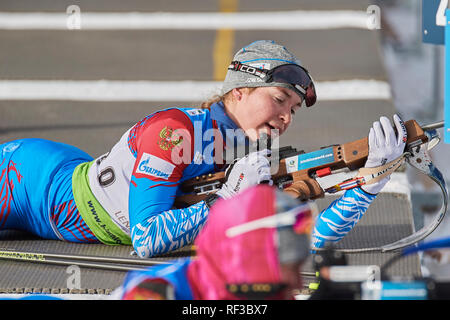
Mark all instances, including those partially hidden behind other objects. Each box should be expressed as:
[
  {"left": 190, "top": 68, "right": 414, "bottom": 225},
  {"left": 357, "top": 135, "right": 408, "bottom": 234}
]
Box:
[
  {"left": 357, "top": 154, "right": 406, "bottom": 185},
  {"left": 325, "top": 154, "right": 406, "bottom": 193}
]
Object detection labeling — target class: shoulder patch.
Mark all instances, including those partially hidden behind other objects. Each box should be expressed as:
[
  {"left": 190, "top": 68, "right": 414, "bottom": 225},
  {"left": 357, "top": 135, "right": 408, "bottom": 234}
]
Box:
[
  {"left": 136, "top": 153, "right": 175, "bottom": 180},
  {"left": 186, "top": 109, "right": 205, "bottom": 116},
  {"left": 157, "top": 126, "right": 184, "bottom": 151}
]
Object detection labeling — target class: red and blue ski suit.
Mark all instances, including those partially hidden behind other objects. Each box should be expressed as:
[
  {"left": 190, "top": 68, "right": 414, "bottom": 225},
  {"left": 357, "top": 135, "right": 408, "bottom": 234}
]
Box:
[{"left": 0, "top": 102, "right": 376, "bottom": 257}]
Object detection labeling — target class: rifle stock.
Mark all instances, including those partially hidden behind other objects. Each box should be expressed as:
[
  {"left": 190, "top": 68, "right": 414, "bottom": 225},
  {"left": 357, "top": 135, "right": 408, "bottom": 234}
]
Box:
[{"left": 174, "top": 120, "right": 428, "bottom": 208}]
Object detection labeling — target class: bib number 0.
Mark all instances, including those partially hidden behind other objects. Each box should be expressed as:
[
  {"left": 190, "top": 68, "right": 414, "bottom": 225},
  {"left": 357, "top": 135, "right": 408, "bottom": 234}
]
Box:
[{"left": 98, "top": 167, "right": 115, "bottom": 187}]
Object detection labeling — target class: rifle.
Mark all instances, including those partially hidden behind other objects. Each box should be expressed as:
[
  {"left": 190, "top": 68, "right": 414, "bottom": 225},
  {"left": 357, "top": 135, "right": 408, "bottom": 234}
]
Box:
[{"left": 174, "top": 119, "right": 448, "bottom": 253}]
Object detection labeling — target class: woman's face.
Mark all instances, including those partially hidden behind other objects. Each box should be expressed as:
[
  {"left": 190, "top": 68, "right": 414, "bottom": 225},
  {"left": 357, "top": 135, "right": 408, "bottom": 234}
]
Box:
[{"left": 229, "top": 86, "right": 303, "bottom": 141}]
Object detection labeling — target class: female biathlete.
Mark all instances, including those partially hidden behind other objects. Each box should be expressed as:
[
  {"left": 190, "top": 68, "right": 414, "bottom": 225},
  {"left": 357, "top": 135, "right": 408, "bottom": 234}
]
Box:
[{"left": 0, "top": 40, "right": 407, "bottom": 258}]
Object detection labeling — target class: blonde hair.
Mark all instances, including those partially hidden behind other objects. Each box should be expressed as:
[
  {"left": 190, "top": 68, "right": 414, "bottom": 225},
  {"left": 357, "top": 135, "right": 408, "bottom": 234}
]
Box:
[
  {"left": 199, "top": 88, "right": 257, "bottom": 109},
  {"left": 199, "top": 93, "right": 227, "bottom": 109}
]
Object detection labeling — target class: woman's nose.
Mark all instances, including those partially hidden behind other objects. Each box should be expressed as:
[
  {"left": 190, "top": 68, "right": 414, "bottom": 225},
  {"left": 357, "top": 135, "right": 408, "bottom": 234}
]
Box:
[{"left": 280, "top": 108, "right": 292, "bottom": 126}]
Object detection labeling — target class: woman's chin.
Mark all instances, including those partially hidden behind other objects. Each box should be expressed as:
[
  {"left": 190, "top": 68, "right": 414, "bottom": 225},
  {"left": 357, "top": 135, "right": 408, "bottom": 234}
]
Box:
[{"left": 244, "top": 124, "right": 282, "bottom": 142}]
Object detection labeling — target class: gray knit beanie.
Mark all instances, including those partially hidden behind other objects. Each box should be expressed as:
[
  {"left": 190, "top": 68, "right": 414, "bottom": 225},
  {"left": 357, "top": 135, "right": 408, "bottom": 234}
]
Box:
[{"left": 222, "top": 40, "right": 303, "bottom": 97}]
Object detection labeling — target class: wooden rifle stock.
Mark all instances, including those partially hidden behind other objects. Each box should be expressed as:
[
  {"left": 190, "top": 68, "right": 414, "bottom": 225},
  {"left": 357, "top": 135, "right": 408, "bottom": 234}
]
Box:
[{"left": 174, "top": 120, "right": 427, "bottom": 208}]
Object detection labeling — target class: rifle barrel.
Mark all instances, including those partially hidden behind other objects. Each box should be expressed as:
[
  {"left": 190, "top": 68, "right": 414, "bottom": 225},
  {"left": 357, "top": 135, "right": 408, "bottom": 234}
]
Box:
[{"left": 422, "top": 120, "right": 444, "bottom": 131}]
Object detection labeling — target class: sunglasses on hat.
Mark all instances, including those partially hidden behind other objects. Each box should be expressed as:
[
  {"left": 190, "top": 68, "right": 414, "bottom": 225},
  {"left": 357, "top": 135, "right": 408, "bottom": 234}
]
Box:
[
  {"left": 225, "top": 201, "right": 316, "bottom": 238},
  {"left": 228, "top": 61, "right": 317, "bottom": 107}
]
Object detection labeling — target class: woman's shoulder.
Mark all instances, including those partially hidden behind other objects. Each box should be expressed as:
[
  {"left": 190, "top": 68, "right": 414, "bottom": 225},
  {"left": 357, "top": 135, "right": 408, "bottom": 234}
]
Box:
[
  {"left": 130, "top": 107, "right": 210, "bottom": 146},
  {"left": 144, "top": 106, "right": 210, "bottom": 123},
  {"left": 174, "top": 107, "right": 211, "bottom": 120}
]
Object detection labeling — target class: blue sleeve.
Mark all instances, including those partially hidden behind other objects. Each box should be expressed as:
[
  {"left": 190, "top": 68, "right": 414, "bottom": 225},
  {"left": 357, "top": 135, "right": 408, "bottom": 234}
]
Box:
[
  {"left": 128, "top": 109, "right": 210, "bottom": 258},
  {"left": 130, "top": 181, "right": 210, "bottom": 258},
  {"left": 311, "top": 187, "right": 377, "bottom": 249}
]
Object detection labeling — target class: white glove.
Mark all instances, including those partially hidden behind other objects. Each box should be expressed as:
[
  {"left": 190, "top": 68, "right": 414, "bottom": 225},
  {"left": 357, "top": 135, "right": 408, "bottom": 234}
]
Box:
[
  {"left": 216, "top": 149, "right": 273, "bottom": 199},
  {"left": 361, "top": 114, "right": 407, "bottom": 195}
]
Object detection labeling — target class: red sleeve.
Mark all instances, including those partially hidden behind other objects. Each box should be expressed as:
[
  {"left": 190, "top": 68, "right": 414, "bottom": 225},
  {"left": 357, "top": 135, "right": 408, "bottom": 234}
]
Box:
[{"left": 132, "top": 109, "right": 194, "bottom": 183}]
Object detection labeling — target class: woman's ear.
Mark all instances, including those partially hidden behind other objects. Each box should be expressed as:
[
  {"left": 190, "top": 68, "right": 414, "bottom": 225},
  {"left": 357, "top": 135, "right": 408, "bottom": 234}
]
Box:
[{"left": 231, "top": 88, "right": 244, "bottom": 101}]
